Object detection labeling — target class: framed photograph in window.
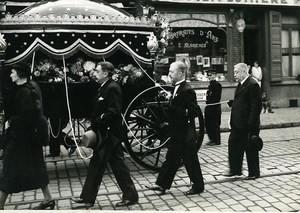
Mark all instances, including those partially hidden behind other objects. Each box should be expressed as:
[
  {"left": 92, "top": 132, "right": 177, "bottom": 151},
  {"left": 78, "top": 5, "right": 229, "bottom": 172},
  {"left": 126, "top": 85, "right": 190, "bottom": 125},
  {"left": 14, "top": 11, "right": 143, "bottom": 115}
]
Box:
[
  {"left": 224, "top": 55, "right": 227, "bottom": 65},
  {"left": 203, "top": 57, "right": 210, "bottom": 67},
  {"left": 211, "top": 58, "right": 217, "bottom": 65},
  {"left": 218, "top": 58, "right": 224, "bottom": 64},
  {"left": 196, "top": 55, "right": 203, "bottom": 65}
]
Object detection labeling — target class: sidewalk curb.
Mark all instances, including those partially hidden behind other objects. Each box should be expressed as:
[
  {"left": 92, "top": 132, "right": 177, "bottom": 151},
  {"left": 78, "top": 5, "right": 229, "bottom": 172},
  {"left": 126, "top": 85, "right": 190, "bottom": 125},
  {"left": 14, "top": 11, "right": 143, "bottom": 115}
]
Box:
[{"left": 220, "top": 122, "right": 300, "bottom": 133}]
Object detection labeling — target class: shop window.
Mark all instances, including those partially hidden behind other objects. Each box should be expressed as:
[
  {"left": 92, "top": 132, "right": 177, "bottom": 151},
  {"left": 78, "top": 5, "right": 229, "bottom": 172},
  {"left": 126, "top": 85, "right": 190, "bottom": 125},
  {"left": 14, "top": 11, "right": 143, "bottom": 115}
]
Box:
[
  {"left": 281, "top": 29, "right": 300, "bottom": 77},
  {"left": 163, "top": 27, "right": 227, "bottom": 82}
]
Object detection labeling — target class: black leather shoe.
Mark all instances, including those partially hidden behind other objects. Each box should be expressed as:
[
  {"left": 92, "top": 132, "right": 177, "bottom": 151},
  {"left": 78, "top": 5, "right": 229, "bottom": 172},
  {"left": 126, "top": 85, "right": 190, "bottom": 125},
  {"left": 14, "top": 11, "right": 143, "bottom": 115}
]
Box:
[
  {"left": 222, "top": 172, "right": 242, "bottom": 177},
  {"left": 145, "top": 184, "right": 166, "bottom": 194},
  {"left": 70, "top": 197, "right": 85, "bottom": 204},
  {"left": 33, "top": 200, "right": 55, "bottom": 210},
  {"left": 115, "top": 199, "right": 138, "bottom": 207},
  {"left": 184, "top": 188, "right": 204, "bottom": 195},
  {"left": 245, "top": 176, "right": 259, "bottom": 180},
  {"left": 70, "top": 197, "right": 93, "bottom": 207}
]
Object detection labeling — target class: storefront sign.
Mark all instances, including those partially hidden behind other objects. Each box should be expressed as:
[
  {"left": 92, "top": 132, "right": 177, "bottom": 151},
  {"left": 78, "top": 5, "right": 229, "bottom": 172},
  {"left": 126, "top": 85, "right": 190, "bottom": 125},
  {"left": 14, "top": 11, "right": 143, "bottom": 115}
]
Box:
[
  {"left": 170, "top": 29, "right": 220, "bottom": 42},
  {"left": 153, "top": 0, "right": 300, "bottom": 6},
  {"left": 170, "top": 27, "right": 226, "bottom": 76},
  {"left": 196, "top": 90, "right": 207, "bottom": 101},
  {"left": 178, "top": 42, "right": 208, "bottom": 48},
  {"left": 172, "top": 28, "right": 225, "bottom": 51}
]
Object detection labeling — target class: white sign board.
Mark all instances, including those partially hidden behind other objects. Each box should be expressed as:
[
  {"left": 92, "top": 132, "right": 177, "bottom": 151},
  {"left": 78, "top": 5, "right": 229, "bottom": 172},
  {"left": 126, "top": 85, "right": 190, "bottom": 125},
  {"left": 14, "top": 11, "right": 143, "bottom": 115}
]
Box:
[{"left": 196, "top": 90, "right": 207, "bottom": 102}]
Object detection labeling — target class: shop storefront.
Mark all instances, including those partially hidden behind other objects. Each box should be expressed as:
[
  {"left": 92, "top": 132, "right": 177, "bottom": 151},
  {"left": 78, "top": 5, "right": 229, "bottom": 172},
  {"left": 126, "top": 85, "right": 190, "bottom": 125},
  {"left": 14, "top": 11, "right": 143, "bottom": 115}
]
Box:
[
  {"left": 1, "top": 0, "right": 300, "bottom": 108},
  {"left": 149, "top": 0, "right": 300, "bottom": 108}
]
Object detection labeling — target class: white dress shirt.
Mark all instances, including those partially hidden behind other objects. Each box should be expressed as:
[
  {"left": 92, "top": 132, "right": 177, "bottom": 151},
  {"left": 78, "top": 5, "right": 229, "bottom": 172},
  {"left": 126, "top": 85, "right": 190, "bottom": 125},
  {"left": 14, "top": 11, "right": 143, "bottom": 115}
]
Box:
[{"left": 173, "top": 79, "right": 185, "bottom": 98}]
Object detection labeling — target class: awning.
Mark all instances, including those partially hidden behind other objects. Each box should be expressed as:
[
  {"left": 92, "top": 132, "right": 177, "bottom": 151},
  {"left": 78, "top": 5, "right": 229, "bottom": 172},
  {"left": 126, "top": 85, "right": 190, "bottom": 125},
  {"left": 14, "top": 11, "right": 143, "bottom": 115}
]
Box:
[{"left": 1, "top": 0, "right": 155, "bottom": 66}]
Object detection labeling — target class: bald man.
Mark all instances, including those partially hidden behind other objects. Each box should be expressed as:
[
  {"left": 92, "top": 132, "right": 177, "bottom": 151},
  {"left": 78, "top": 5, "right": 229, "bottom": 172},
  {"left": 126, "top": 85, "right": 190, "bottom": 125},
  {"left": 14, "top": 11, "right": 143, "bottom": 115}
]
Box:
[{"left": 146, "top": 61, "right": 204, "bottom": 195}]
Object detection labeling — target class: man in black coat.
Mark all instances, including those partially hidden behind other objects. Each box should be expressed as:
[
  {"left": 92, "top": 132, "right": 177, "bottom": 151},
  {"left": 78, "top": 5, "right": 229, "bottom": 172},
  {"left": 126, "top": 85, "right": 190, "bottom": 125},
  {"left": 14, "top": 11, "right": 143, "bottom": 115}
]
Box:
[
  {"left": 224, "top": 63, "right": 262, "bottom": 180},
  {"left": 146, "top": 61, "right": 204, "bottom": 195},
  {"left": 204, "top": 70, "right": 222, "bottom": 146},
  {"left": 71, "top": 61, "right": 138, "bottom": 207}
]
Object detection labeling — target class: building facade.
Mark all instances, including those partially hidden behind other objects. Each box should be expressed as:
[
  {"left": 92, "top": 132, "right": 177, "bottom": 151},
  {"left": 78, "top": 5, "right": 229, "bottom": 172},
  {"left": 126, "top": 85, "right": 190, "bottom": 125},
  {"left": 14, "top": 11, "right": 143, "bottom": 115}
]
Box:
[
  {"left": 147, "top": 0, "right": 300, "bottom": 108},
  {"left": 1, "top": 0, "right": 300, "bottom": 108}
]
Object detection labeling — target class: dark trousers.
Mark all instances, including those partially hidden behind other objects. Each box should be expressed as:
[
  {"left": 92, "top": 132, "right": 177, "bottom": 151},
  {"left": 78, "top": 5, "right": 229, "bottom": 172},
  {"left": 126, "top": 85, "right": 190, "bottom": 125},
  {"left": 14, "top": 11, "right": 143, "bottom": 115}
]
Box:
[
  {"left": 80, "top": 142, "right": 138, "bottom": 205},
  {"left": 228, "top": 130, "right": 260, "bottom": 176},
  {"left": 246, "top": 148, "right": 260, "bottom": 177},
  {"left": 204, "top": 107, "right": 221, "bottom": 144},
  {"left": 49, "top": 118, "right": 74, "bottom": 155},
  {"left": 156, "top": 137, "right": 204, "bottom": 191}
]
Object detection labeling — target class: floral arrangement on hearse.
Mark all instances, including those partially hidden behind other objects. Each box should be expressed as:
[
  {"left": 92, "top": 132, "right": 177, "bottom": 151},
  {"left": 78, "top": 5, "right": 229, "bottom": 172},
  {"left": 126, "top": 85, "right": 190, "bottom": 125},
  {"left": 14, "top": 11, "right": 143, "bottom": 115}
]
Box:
[
  {"left": 112, "top": 64, "right": 144, "bottom": 85},
  {"left": 32, "top": 58, "right": 144, "bottom": 84},
  {"left": 32, "top": 58, "right": 95, "bottom": 83}
]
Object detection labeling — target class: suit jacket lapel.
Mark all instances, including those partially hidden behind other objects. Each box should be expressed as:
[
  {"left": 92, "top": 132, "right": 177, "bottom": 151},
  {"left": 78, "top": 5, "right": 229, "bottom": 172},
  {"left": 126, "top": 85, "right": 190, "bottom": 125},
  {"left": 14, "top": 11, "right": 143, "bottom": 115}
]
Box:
[
  {"left": 235, "top": 78, "right": 251, "bottom": 97},
  {"left": 98, "top": 79, "right": 111, "bottom": 98},
  {"left": 174, "top": 81, "right": 185, "bottom": 98},
  {"left": 170, "top": 81, "right": 185, "bottom": 105}
]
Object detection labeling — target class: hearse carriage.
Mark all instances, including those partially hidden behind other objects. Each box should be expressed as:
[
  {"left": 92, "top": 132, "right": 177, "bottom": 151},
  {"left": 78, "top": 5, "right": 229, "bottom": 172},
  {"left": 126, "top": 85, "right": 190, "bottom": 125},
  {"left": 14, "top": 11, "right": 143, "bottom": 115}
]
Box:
[{"left": 0, "top": 0, "right": 204, "bottom": 171}]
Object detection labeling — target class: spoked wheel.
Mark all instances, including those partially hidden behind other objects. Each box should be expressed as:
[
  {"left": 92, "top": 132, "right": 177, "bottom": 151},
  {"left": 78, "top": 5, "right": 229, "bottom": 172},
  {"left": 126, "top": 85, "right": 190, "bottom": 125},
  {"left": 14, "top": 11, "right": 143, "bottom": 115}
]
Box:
[{"left": 123, "top": 85, "right": 205, "bottom": 172}]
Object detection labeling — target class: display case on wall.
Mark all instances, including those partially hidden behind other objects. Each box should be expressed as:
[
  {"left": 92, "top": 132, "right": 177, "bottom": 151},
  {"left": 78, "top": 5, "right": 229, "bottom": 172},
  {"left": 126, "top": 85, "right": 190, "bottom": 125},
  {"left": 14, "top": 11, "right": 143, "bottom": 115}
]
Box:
[
  {"left": 168, "top": 27, "right": 227, "bottom": 81},
  {"left": 156, "top": 13, "right": 228, "bottom": 83}
]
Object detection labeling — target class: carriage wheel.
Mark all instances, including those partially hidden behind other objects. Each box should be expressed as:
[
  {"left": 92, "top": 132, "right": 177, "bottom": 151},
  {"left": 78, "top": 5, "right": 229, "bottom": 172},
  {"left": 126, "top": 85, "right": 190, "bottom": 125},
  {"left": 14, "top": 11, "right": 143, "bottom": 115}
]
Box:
[{"left": 123, "top": 85, "right": 204, "bottom": 172}]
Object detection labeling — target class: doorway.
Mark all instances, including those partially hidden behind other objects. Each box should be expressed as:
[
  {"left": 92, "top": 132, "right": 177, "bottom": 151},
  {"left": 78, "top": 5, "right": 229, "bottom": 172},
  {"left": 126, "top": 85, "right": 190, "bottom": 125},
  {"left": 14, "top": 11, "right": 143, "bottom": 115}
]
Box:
[{"left": 244, "top": 29, "right": 261, "bottom": 68}]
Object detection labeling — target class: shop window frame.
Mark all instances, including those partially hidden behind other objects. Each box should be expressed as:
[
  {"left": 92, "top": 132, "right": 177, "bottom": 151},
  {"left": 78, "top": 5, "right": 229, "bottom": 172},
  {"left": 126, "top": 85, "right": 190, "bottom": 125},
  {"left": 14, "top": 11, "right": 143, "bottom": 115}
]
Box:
[
  {"left": 281, "top": 25, "right": 300, "bottom": 80},
  {"left": 161, "top": 12, "right": 228, "bottom": 83}
]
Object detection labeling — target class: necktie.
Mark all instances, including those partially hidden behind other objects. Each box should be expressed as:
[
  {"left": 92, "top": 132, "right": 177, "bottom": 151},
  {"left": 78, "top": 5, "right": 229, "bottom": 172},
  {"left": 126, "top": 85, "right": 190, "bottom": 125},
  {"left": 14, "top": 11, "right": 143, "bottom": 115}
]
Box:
[{"left": 235, "top": 82, "right": 241, "bottom": 95}]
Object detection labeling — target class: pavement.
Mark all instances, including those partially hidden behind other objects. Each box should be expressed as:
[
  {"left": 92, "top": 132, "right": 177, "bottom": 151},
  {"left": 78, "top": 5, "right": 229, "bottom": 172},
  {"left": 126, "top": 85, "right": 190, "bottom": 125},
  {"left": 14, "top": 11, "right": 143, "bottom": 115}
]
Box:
[{"left": 1, "top": 107, "right": 300, "bottom": 211}]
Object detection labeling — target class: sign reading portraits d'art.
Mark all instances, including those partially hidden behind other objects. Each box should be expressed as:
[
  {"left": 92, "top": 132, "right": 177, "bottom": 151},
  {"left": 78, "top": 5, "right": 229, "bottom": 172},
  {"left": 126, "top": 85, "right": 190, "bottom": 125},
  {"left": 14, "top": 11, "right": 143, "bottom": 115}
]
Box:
[
  {"left": 170, "top": 28, "right": 227, "bottom": 75},
  {"left": 170, "top": 28, "right": 226, "bottom": 53},
  {"left": 152, "top": 0, "right": 300, "bottom": 6}
]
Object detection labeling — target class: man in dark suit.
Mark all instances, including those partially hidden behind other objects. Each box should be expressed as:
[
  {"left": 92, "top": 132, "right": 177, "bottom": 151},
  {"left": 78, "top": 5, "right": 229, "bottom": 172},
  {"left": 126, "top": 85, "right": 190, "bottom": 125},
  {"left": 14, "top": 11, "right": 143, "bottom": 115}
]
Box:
[
  {"left": 224, "top": 63, "right": 262, "bottom": 180},
  {"left": 71, "top": 61, "right": 138, "bottom": 207},
  {"left": 204, "top": 70, "right": 222, "bottom": 146},
  {"left": 146, "top": 61, "right": 204, "bottom": 195}
]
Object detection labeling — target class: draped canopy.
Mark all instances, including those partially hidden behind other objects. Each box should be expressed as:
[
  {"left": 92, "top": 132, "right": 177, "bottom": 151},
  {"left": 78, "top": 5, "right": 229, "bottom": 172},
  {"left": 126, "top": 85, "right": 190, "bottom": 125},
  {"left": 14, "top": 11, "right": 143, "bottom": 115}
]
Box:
[{"left": 1, "top": 0, "right": 154, "bottom": 66}]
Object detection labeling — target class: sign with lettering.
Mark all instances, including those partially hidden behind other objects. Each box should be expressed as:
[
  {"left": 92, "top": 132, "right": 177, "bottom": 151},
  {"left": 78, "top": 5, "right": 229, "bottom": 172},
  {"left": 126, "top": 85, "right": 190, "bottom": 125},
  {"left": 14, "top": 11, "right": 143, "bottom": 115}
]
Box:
[
  {"left": 196, "top": 90, "right": 207, "bottom": 101},
  {"left": 171, "top": 28, "right": 226, "bottom": 54},
  {"left": 152, "top": 0, "right": 300, "bottom": 7},
  {"left": 169, "top": 27, "right": 226, "bottom": 74},
  {"left": 170, "top": 29, "right": 220, "bottom": 42}
]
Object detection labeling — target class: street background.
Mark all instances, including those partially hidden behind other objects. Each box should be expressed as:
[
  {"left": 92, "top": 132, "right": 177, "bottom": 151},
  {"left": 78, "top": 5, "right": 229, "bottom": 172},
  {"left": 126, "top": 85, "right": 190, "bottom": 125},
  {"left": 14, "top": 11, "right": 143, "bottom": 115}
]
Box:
[{"left": 0, "top": 107, "right": 300, "bottom": 211}]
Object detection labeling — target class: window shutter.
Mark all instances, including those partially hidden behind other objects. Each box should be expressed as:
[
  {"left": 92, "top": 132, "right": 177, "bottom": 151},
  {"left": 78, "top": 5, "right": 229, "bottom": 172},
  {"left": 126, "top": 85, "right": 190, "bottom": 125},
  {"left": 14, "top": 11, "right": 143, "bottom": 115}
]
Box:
[{"left": 269, "top": 11, "right": 282, "bottom": 82}]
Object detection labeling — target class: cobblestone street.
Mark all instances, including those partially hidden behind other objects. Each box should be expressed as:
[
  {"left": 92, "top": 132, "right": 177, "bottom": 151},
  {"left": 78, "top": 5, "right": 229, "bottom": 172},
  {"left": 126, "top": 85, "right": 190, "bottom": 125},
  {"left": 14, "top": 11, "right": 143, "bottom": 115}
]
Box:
[{"left": 1, "top": 124, "right": 300, "bottom": 211}]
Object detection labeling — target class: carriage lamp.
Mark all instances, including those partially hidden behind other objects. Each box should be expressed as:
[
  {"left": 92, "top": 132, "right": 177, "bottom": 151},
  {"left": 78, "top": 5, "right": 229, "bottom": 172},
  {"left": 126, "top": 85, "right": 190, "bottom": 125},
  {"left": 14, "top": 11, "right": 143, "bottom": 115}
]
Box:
[
  {"left": 142, "top": 5, "right": 150, "bottom": 17},
  {"left": 147, "top": 33, "right": 159, "bottom": 75},
  {"left": 0, "top": 33, "right": 7, "bottom": 51},
  {"left": 0, "top": 2, "right": 6, "bottom": 18},
  {"left": 147, "top": 33, "right": 159, "bottom": 58}
]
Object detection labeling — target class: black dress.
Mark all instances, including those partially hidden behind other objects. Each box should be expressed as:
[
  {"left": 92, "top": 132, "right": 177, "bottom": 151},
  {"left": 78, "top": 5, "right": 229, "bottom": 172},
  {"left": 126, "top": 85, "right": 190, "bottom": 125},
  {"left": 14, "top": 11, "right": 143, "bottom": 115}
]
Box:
[{"left": 0, "top": 81, "right": 49, "bottom": 194}]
